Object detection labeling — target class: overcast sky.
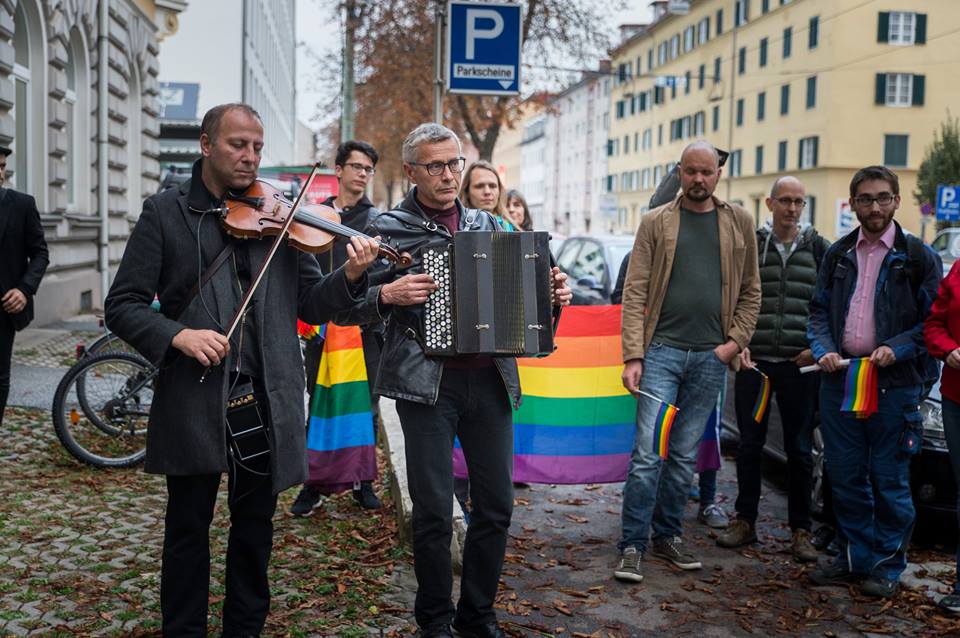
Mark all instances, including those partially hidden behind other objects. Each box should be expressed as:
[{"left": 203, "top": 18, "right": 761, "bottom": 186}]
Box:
[{"left": 295, "top": 0, "right": 655, "bottom": 130}]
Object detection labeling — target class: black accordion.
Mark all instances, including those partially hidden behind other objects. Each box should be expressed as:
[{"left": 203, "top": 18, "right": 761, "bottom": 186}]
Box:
[{"left": 420, "top": 231, "right": 555, "bottom": 356}]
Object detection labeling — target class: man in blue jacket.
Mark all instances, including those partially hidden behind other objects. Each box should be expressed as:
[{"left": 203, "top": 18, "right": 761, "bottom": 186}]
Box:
[{"left": 807, "top": 165, "right": 941, "bottom": 597}]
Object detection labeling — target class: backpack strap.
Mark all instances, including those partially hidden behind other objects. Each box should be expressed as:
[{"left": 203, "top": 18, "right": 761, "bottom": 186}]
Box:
[{"left": 904, "top": 234, "right": 925, "bottom": 294}]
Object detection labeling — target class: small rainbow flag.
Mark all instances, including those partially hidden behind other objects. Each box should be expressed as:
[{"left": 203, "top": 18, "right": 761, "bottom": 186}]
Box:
[
  {"left": 304, "top": 323, "right": 377, "bottom": 493},
  {"left": 751, "top": 368, "right": 772, "bottom": 423},
  {"left": 297, "top": 319, "right": 325, "bottom": 345},
  {"left": 651, "top": 398, "right": 679, "bottom": 459},
  {"left": 841, "top": 357, "right": 879, "bottom": 419}
]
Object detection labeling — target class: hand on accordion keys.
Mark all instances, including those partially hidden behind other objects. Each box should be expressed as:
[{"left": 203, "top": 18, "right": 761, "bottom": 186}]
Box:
[
  {"left": 379, "top": 273, "right": 438, "bottom": 306},
  {"left": 551, "top": 267, "right": 573, "bottom": 306}
]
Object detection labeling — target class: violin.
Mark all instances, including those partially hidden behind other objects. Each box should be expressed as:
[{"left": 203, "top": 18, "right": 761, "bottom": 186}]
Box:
[{"left": 221, "top": 179, "right": 411, "bottom": 266}]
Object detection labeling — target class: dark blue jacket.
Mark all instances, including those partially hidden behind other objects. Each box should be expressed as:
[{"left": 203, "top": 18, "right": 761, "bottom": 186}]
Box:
[{"left": 807, "top": 221, "right": 942, "bottom": 389}]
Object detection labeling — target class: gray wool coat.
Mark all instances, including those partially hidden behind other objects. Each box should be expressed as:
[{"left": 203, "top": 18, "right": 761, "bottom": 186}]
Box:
[{"left": 104, "top": 178, "right": 367, "bottom": 493}]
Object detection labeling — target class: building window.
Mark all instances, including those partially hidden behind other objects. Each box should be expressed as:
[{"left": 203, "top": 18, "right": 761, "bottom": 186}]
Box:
[
  {"left": 654, "top": 165, "right": 663, "bottom": 186},
  {"left": 684, "top": 25, "right": 695, "bottom": 52},
  {"left": 636, "top": 55, "right": 643, "bottom": 77},
  {"left": 658, "top": 42, "right": 668, "bottom": 65},
  {"left": 799, "top": 136, "right": 819, "bottom": 169},
  {"left": 616, "top": 100, "right": 625, "bottom": 119},
  {"left": 698, "top": 17, "right": 710, "bottom": 45},
  {"left": 730, "top": 150, "right": 742, "bottom": 177},
  {"left": 736, "top": 98, "right": 744, "bottom": 126},
  {"left": 716, "top": 8, "right": 724, "bottom": 36},
  {"left": 759, "top": 37, "right": 768, "bottom": 67},
  {"left": 606, "top": 139, "right": 614, "bottom": 156},
  {"left": 685, "top": 70, "right": 691, "bottom": 95},
  {"left": 654, "top": 86, "right": 664, "bottom": 104},
  {"left": 809, "top": 16, "right": 820, "bottom": 49},
  {"left": 738, "top": 47, "right": 746, "bottom": 75},
  {"left": 712, "top": 105, "right": 720, "bottom": 132},
  {"left": 694, "top": 111, "right": 705, "bottom": 135},
  {"left": 641, "top": 168, "right": 651, "bottom": 190},
  {"left": 762, "top": 0, "right": 770, "bottom": 13},
  {"left": 64, "top": 29, "right": 90, "bottom": 212},
  {"left": 780, "top": 84, "right": 790, "bottom": 115},
  {"left": 884, "top": 134, "right": 909, "bottom": 166},
  {"left": 735, "top": 0, "right": 749, "bottom": 27},
  {"left": 648, "top": 47, "right": 653, "bottom": 70},
  {"left": 755, "top": 145, "right": 764, "bottom": 174},
  {"left": 783, "top": 27, "right": 793, "bottom": 58},
  {"left": 806, "top": 76, "right": 817, "bottom": 109},
  {"left": 671, "top": 82, "right": 677, "bottom": 100},
  {"left": 878, "top": 12, "right": 927, "bottom": 45},
  {"left": 12, "top": 1, "right": 48, "bottom": 201},
  {"left": 698, "top": 64, "right": 705, "bottom": 89},
  {"left": 806, "top": 195, "right": 816, "bottom": 226},
  {"left": 877, "top": 73, "right": 924, "bottom": 107},
  {"left": 642, "top": 128, "right": 652, "bottom": 150},
  {"left": 757, "top": 92, "right": 766, "bottom": 121},
  {"left": 778, "top": 140, "right": 788, "bottom": 171},
  {"left": 670, "top": 34, "right": 680, "bottom": 59},
  {"left": 623, "top": 135, "right": 629, "bottom": 154},
  {"left": 714, "top": 56, "right": 722, "bottom": 83},
  {"left": 658, "top": 124, "right": 663, "bottom": 145}
]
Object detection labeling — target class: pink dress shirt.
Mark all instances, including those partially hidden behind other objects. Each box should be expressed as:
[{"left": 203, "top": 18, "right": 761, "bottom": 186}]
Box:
[{"left": 841, "top": 223, "right": 897, "bottom": 356}]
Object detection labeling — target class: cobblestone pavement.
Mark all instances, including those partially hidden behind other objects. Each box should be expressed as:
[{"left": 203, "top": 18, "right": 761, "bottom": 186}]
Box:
[{"left": 0, "top": 407, "right": 417, "bottom": 637}]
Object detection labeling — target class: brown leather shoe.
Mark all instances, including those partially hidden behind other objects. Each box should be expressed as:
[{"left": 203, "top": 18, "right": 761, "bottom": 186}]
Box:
[
  {"left": 717, "top": 519, "right": 757, "bottom": 548},
  {"left": 791, "top": 529, "right": 819, "bottom": 563}
]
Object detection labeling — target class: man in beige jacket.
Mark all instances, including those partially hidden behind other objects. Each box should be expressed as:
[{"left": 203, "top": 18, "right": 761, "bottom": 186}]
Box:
[{"left": 614, "top": 141, "right": 760, "bottom": 583}]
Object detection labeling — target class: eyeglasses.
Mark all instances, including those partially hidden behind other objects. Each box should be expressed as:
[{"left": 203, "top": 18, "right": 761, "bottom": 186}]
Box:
[
  {"left": 409, "top": 157, "right": 466, "bottom": 176},
  {"left": 853, "top": 193, "right": 895, "bottom": 207},
  {"left": 345, "top": 162, "right": 376, "bottom": 176},
  {"left": 775, "top": 197, "right": 807, "bottom": 208}
]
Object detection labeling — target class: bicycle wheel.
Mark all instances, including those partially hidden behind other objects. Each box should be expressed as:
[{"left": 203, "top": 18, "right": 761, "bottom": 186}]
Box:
[
  {"left": 52, "top": 352, "right": 154, "bottom": 468},
  {"left": 83, "top": 333, "right": 139, "bottom": 358}
]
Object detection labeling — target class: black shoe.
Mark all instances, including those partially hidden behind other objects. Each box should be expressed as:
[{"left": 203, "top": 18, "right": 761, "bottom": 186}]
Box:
[
  {"left": 290, "top": 485, "right": 321, "bottom": 517},
  {"left": 352, "top": 480, "right": 383, "bottom": 509},
  {"left": 937, "top": 592, "right": 960, "bottom": 615},
  {"left": 811, "top": 525, "right": 835, "bottom": 551},
  {"left": 809, "top": 563, "right": 863, "bottom": 587},
  {"left": 421, "top": 624, "right": 454, "bottom": 638},
  {"left": 452, "top": 620, "right": 507, "bottom": 638},
  {"left": 860, "top": 576, "right": 899, "bottom": 598}
]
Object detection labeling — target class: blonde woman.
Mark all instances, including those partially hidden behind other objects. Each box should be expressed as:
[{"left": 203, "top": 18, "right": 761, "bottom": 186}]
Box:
[{"left": 459, "top": 160, "right": 515, "bottom": 231}]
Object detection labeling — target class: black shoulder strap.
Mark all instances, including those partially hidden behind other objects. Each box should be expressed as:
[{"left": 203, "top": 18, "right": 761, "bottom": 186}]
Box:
[
  {"left": 904, "top": 234, "right": 924, "bottom": 293},
  {"left": 174, "top": 242, "right": 235, "bottom": 320},
  {"left": 811, "top": 232, "right": 827, "bottom": 270}
]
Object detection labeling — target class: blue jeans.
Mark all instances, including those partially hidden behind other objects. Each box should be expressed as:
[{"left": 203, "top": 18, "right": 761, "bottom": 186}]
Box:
[
  {"left": 940, "top": 397, "right": 960, "bottom": 594},
  {"left": 819, "top": 378, "right": 919, "bottom": 581},
  {"left": 619, "top": 343, "right": 728, "bottom": 552}
]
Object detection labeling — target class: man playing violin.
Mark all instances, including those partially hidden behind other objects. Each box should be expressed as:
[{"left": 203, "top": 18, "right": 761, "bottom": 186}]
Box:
[
  {"left": 105, "top": 103, "right": 379, "bottom": 637},
  {"left": 338, "top": 123, "right": 572, "bottom": 638}
]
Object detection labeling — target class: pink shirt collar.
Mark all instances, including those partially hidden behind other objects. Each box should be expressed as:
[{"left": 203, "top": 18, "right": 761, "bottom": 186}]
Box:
[{"left": 855, "top": 222, "right": 896, "bottom": 250}]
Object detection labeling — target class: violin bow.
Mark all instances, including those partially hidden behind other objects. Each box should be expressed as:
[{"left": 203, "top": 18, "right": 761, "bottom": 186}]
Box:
[{"left": 200, "top": 163, "right": 322, "bottom": 383}]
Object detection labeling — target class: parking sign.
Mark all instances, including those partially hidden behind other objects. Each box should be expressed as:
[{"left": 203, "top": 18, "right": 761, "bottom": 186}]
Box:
[
  {"left": 936, "top": 185, "right": 960, "bottom": 222},
  {"left": 446, "top": 1, "right": 522, "bottom": 96}
]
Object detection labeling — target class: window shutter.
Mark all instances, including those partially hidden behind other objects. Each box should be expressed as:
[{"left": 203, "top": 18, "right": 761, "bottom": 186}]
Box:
[
  {"left": 912, "top": 74, "right": 925, "bottom": 106},
  {"left": 798, "top": 143, "right": 803, "bottom": 169},
  {"left": 916, "top": 13, "right": 927, "bottom": 44},
  {"left": 875, "top": 73, "right": 887, "bottom": 105},
  {"left": 878, "top": 12, "right": 889, "bottom": 43},
  {"left": 813, "top": 137, "right": 819, "bottom": 167}
]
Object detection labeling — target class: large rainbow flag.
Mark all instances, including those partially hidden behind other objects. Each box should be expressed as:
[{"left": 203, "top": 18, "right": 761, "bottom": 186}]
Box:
[
  {"left": 305, "top": 322, "right": 377, "bottom": 492},
  {"left": 453, "top": 305, "right": 637, "bottom": 484}
]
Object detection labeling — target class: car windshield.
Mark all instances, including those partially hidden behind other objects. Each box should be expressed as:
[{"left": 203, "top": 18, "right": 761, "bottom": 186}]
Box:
[{"left": 607, "top": 241, "right": 633, "bottom": 275}]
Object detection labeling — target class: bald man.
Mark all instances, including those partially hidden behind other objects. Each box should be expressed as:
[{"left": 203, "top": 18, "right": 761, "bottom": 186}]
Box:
[
  {"left": 616, "top": 141, "right": 760, "bottom": 581},
  {"left": 716, "top": 176, "right": 829, "bottom": 561}
]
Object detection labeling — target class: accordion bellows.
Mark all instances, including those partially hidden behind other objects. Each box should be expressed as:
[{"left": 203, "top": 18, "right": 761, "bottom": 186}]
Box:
[{"left": 421, "top": 231, "right": 555, "bottom": 356}]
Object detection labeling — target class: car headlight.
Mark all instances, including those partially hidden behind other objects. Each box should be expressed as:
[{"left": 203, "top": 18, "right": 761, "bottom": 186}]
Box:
[{"left": 919, "top": 401, "right": 946, "bottom": 445}]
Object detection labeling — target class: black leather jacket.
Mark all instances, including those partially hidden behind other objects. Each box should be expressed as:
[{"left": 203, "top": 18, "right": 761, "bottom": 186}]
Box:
[{"left": 335, "top": 188, "right": 522, "bottom": 407}]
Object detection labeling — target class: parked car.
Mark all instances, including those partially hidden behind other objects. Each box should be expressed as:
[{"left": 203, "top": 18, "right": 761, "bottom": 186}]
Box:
[
  {"left": 931, "top": 227, "right": 960, "bottom": 274},
  {"left": 555, "top": 235, "right": 634, "bottom": 305},
  {"left": 720, "top": 376, "right": 955, "bottom": 528}
]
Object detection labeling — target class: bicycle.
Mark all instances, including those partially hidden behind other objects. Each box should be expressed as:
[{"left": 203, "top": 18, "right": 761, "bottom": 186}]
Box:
[{"left": 52, "top": 352, "right": 156, "bottom": 468}]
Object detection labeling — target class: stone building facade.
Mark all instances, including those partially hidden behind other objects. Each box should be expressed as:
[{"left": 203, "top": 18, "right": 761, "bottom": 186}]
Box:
[{"left": 1, "top": 0, "right": 184, "bottom": 324}]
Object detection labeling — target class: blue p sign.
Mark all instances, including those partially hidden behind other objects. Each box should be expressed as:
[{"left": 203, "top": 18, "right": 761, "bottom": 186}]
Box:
[
  {"left": 447, "top": 1, "right": 522, "bottom": 96},
  {"left": 937, "top": 185, "right": 960, "bottom": 222}
]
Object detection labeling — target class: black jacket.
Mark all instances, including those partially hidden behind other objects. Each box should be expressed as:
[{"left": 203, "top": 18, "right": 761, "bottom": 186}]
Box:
[
  {"left": 105, "top": 163, "right": 367, "bottom": 492},
  {"left": 0, "top": 187, "right": 49, "bottom": 330},
  {"left": 336, "top": 187, "right": 522, "bottom": 407},
  {"left": 749, "top": 225, "right": 829, "bottom": 359}
]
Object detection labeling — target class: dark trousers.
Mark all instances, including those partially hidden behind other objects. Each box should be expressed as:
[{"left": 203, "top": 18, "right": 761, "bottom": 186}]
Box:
[
  {"left": 161, "top": 461, "right": 277, "bottom": 637},
  {"left": 0, "top": 315, "right": 13, "bottom": 425},
  {"left": 733, "top": 360, "right": 815, "bottom": 530},
  {"left": 396, "top": 366, "right": 514, "bottom": 630}
]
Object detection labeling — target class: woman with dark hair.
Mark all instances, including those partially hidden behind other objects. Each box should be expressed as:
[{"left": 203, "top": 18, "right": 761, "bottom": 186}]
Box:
[
  {"left": 459, "top": 160, "right": 515, "bottom": 231},
  {"left": 506, "top": 189, "right": 533, "bottom": 231}
]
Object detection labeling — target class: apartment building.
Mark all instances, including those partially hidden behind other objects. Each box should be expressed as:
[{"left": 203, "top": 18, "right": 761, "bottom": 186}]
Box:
[{"left": 607, "top": 0, "right": 958, "bottom": 238}]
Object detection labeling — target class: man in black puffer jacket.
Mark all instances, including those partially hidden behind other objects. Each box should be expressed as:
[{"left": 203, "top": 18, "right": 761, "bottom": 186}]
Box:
[{"left": 717, "top": 176, "right": 829, "bottom": 561}]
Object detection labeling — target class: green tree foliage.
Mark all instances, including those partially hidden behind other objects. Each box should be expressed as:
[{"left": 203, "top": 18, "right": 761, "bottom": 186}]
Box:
[{"left": 915, "top": 114, "right": 960, "bottom": 230}]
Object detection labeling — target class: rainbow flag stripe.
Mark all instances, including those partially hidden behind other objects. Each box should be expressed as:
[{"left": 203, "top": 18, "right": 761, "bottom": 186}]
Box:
[
  {"left": 752, "top": 369, "right": 772, "bottom": 423},
  {"left": 652, "top": 401, "right": 679, "bottom": 459},
  {"left": 305, "top": 323, "right": 377, "bottom": 493},
  {"left": 453, "top": 306, "right": 638, "bottom": 484},
  {"left": 297, "top": 319, "right": 325, "bottom": 344},
  {"left": 841, "top": 357, "right": 879, "bottom": 419}
]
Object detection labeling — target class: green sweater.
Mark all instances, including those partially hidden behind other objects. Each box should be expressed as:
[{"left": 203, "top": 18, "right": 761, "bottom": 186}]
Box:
[{"left": 749, "top": 225, "right": 829, "bottom": 360}]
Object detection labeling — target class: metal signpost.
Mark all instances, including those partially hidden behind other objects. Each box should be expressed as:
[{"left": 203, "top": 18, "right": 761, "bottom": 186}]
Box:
[{"left": 446, "top": 1, "right": 522, "bottom": 96}]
